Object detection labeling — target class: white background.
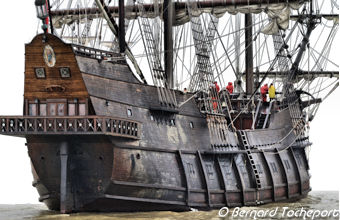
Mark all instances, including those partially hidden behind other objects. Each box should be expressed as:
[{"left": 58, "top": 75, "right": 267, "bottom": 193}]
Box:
[{"left": 0, "top": 1, "right": 338, "bottom": 204}]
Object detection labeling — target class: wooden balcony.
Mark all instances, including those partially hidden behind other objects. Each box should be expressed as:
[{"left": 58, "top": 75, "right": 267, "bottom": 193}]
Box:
[{"left": 0, "top": 116, "right": 140, "bottom": 139}]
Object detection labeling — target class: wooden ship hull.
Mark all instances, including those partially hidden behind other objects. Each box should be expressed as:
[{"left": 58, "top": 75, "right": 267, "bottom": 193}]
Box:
[{"left": 1, "top": 34, "right": 311, "bottom": 212}]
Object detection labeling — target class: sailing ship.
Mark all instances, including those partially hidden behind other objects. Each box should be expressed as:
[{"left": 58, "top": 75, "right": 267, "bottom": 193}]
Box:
[{"left": 0, "top": 0, "right": 338, "bottom": 213}]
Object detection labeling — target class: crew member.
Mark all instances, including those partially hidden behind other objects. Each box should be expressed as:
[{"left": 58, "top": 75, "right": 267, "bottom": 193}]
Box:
[
  {"left": 260, "top": 84, "right": 269, "bottom": 102},
  {"left": 213, "top": 81, "right": 220, "bottom": 93},
  {"left": 183, "top": 88, "right": 188, "bottom": 94},
  {"left": 269, "top": 83, "right": 276, "bottom": 101},
  {"left": 210, "top": 82, "right": 219, "bottom": 112},
  {"left": 226, "top": 82, "right": 234, "bottom": 94}
]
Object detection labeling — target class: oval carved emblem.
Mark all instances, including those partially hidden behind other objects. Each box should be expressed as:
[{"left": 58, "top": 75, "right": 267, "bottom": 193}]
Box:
[{"left": 43, "top": 45, "right": 56, "bottom": 67}]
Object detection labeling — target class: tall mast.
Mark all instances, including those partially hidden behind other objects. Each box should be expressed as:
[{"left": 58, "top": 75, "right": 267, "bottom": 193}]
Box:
[
  {"left": 245, "top": 13, "right": 254, "bottom": 95},
  {"left": 95, "top": 0, "right": 147, "bottom": 84},
  {"left": 118, "top": 0, "right": 125, "bottom": 53},
  {"left": 163, "top": 0, "right": 174, "bottom": 88},
  {"left": 47, "top": 0, "right": 54, "bottom": 34}
]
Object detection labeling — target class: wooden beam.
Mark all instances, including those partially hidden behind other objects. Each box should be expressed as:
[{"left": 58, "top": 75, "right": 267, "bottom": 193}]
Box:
[
  {"left": 164, "top": 0, "right": 174, "bottom": 88},
  {"left": 275, "top": 148, "right": 290, "bottom": 199},
  {"left": 245, "top": 14, "right": 254, "bottom": 95},
  {"left": 216, "top": 156, "right": 230, "bottom": 206},
  {"left": 197, "top": 151, "right": 211, "bottom": 207},
  {"left": 233, "top": 155, "right": 246, "bottom": 205},
  {"left": 119, "top": 0, "right": 125, "bottom": 53},
  {"left": 51, "top": 0, "right": 304, "bottom": 18},
  {"left": 177, "top": 150, "right": 190, "bottom": 206},
  {"left": 60, "top": 141, "right": 72, "bottom": 213},
  {"left": 288, "top": 148, "right": 303, "bottom": 195},
  {"left": 261, "top": 151, "right": 276, "bottom": 201},
  {"left": 244, "top": 71, "right": 339, "bottom": 79}
]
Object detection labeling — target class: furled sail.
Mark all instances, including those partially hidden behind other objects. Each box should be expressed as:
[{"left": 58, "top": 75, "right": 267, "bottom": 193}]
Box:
[{"left": 51, "top": 0, "right": 305, "bottom": 34}]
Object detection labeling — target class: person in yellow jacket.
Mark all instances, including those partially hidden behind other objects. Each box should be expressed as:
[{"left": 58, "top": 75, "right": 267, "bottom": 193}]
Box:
[{"left": 269, "top": 83, "right": 276, "bottom": 101}]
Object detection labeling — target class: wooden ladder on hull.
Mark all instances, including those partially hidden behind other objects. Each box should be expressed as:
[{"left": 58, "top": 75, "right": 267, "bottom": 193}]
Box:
[{"left": 238, "top": 131, "right": 262, "bottom": 189}]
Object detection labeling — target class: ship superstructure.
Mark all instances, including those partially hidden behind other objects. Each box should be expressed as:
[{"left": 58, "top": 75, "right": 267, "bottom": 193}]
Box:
[{"left": 0, "top": 0, "right": 338, "bottom": 213}]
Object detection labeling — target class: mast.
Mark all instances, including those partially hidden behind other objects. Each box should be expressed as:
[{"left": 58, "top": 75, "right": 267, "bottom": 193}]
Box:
[
  {"left": 119, "top": 0, "right": 125, "bottom": 53},
  {"left": 163, "top": 0, "right": 174, "bottom": 88},
  {"left": 245, "top": 13, "right": 254, "bottom": 95},
  {"left": 47, "top": 0, "right": 54, "bottom": 34},
  {"left": 95, "top": 0, "right": 147, "bottom": 84}
]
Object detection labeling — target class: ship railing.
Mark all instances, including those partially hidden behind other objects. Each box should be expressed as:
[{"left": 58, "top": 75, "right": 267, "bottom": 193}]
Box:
[
  {"left": 72, "top": 44, "right": 124, "bottom": 62},
  {"left": 0, "top": 116, "right": 140, "bottom": 139}
]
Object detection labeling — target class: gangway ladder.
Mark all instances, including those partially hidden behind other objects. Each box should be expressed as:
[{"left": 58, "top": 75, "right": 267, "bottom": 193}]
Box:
[
  {"left": 238, "top": 131, "right": 262, "bottom": 190},
  {"left": 256, "top": 114, "right": 266, "bottom": 129},
  {"left": 262, "top": 101, "right": 274, "bottom": 128},
  {"left": 252, "top": 100, "right": 262, "bottom": 129},
  {"left": 254, "top": 101, "right": 273, "bottom": 129}
]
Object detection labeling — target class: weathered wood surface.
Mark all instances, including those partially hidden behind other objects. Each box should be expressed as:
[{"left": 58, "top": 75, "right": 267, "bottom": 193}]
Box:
[
  {"left": 28, "top": 139, "right": 310, "bottom": 211},
  {"left": 24, "top": 34, "right": 89, "bottom": 100},
  {"left": 76, "top": 56, "right": 140, "bottom": 84},
  {"left": 12, "top": 33, "right": 312, "bottom": 212},
  {"left": 81, "top": 73, "right": 202, "bottom": 117}
]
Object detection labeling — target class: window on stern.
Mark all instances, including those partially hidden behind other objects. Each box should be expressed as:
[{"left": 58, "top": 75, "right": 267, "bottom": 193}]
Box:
[
  {"left": 68, "top": 103, "right": 76, "bottom": 116},
  {"left": 34, "top": 67, "right": 46, "bottom": 79},
  {"left": 28, "top": 104, "right": 37, "bottom": 116},
  {"left": 39, "top": 104, "right": 47, "bottom": 116},
  {"left": 59, "top": 67, "right": 71, "bottom": 78},
  {"left": 79, "top": 104, "right": 86, "bottom": 116}
]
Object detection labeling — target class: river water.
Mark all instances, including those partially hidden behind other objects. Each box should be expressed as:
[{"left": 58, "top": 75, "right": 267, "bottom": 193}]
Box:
[{"left": 0, "top": 191, "right": 338, "bottom": 220}]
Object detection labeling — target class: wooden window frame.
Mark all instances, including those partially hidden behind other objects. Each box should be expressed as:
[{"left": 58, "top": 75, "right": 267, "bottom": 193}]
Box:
[
  {"left": 34, "top": 67, "right": 46, "bottom": 79},
  {"left": 25, "top": 98, "right": 88, "bottom": 116},
  {"left": 59, "top": 67, "right": 72, "bottom": 78},
  {"left": 47, "top": 99, "right": 67, "bottom": 116}
]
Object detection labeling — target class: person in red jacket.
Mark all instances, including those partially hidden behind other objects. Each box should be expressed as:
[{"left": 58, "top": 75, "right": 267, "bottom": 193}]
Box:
[
  {"left": 213, "top": 81, "right": 220, "bottom": 93},
  {"left": 211, "top": 81, "right": 220, "bottom": 112},
  {"left": 260, "top": 84, "right": 269, "bottom": 102},
  {"left": 226, "top": 82, "right": 234, "bottom": 94}
]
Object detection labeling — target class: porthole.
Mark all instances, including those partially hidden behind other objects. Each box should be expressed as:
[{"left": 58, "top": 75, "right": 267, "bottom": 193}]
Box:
[
  {"left": 127, "top": 108, "right": 132, "bottom": 117},
  {"left": 59, "top": 67, "right": 71, "bottom": 78},
  {"left": 35, "top": 67, "right": 46, "bottom": 79},
  {"left": 136, "top": 153, "right": 141, "bottom": 160}
]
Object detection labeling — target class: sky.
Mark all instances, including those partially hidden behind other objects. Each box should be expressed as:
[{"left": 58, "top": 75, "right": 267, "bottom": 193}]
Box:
[{"left": 0, "top": 1, "right": 338, "bottom": 204}]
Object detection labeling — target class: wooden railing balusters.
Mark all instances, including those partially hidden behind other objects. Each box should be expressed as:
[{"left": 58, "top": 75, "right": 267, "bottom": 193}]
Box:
[{"left": 0, "top": 116, "right": 140, "bottom": 139}]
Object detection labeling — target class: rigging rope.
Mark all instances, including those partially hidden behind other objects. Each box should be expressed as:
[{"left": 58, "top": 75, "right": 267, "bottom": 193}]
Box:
[{"left": 187, "top": 0, "right": 233, "bottom": 147}]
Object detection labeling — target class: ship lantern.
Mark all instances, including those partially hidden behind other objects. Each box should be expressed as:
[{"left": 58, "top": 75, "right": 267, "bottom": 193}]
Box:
[
  {"left": 35, "top": 0, "right": 48, "bottom": 20},
  {"left": 35, "top": 0, "right": 49, "bottom": 32}
]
